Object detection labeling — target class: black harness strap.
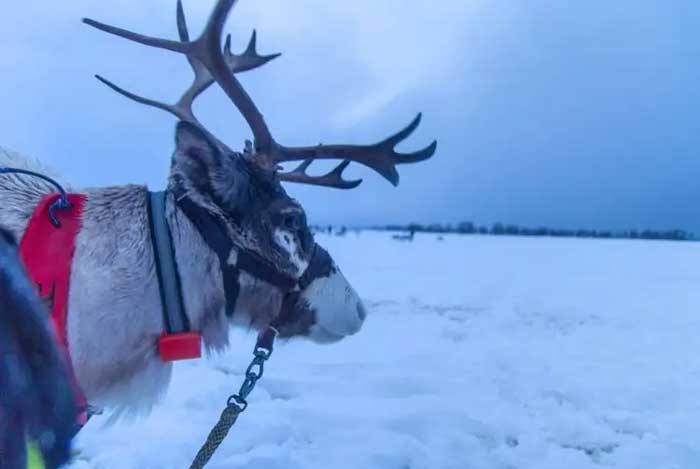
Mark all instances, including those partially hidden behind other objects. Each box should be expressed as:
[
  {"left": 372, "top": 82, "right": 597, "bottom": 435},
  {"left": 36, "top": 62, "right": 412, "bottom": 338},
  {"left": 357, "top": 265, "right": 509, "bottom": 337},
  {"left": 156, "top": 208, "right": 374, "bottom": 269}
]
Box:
[
  {"left": 174, "top": 193, "right": 297, "bottom": 316},
  {"left": 147, "top": 191, "right": 189, "bottom": 334},
  {"left": 236, "top": 249, "right": 297, "bottom": 292},
  {"left": 174, "top": 195, "right": 240, "bottom": 315}
]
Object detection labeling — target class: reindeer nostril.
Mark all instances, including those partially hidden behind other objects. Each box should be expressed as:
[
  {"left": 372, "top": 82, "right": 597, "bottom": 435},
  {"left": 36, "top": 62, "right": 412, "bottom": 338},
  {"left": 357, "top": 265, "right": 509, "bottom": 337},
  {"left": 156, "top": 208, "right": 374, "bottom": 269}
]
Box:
[{"left": 356, "top": 302, "right": 367, "bottom": 321}]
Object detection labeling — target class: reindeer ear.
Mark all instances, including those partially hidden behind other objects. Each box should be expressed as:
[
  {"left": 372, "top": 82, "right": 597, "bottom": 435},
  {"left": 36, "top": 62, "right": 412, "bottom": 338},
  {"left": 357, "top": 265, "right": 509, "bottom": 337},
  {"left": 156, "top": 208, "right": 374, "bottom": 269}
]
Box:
[
  {"left": 171, "top": 121, "right": 251, "bottom": 211},
  {"left": 174, "top": 122, "right": 220, "bottom": 165},
  {"left": 172, "top": 121, "right": 222, "bottom": 192}
]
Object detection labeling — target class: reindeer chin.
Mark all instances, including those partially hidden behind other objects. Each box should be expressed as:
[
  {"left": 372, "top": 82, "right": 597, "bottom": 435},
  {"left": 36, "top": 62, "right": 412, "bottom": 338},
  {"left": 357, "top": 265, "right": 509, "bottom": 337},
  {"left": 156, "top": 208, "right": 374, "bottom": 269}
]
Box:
[{"left": 307, "top": 325, "right": 346, "bottom": 344}]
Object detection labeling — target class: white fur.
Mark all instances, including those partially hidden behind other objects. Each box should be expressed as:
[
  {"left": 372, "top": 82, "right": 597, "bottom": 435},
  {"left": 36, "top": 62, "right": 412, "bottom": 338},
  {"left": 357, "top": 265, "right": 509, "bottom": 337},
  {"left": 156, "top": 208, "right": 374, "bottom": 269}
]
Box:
[
  {"left": 273, "top": 228, "right": 309, "bottom": 275},
  {"left": 227, "top": 247, "right": 239, "bottom": 266},
  {"left": 302, "top": 268, "right": 365, "bottom": 340},
  {"left": 0, "top": 146, "right": 69, "bottom": 238}
]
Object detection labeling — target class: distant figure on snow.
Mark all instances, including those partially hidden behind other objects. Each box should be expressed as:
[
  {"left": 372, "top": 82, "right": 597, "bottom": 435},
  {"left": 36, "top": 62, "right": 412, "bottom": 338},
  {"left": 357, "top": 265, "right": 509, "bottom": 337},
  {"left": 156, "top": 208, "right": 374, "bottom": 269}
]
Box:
[{"left": 392, "top": 227, "right": 416, "bottom": 242}]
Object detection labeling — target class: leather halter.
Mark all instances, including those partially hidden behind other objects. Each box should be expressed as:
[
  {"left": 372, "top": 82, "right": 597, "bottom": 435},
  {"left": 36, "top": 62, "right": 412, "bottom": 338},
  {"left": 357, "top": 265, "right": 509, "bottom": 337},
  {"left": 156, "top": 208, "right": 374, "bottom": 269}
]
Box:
[
  {"left": 148, "top": 188, "right": 329, "bottom": 358},
  {"left": 173, "top": 192, "right": 300, "bottom": 310}
]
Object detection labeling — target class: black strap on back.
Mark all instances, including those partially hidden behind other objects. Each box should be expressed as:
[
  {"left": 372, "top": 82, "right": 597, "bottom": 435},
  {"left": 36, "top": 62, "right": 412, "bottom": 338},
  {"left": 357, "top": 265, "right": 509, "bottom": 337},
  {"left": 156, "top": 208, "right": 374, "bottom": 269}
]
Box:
[{"left": 147, "top": 191, "right": 190, "bottom": 334}]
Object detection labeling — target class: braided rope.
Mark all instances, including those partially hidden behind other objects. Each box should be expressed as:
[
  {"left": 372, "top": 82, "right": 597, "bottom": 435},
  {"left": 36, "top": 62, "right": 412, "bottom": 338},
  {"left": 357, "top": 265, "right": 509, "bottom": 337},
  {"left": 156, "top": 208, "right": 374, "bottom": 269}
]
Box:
[{"left": 189, "top": 405, "right": 241, "bottom": 469}]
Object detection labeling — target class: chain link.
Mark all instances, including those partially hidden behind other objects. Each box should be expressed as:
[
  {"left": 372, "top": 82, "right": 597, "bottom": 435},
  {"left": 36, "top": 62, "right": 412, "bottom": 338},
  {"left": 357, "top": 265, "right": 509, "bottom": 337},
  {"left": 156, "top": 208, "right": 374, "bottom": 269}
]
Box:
[{"left": 226, "top": 328, "right": 276, "bottom": 411}]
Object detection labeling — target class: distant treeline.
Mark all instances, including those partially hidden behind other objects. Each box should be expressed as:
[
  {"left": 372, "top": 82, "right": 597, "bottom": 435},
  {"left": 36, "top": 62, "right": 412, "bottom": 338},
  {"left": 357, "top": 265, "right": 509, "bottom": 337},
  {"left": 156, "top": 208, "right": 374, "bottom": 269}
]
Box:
[{"left": 370, "top": 222, "right": 696, "bottom": 242}]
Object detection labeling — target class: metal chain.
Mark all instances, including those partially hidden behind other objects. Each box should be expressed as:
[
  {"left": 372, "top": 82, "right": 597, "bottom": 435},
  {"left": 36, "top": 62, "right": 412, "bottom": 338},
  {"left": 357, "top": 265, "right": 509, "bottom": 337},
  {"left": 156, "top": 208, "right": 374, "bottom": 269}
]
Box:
[{"left": 189, "top": 327, "right": 278, "bottom": 469}]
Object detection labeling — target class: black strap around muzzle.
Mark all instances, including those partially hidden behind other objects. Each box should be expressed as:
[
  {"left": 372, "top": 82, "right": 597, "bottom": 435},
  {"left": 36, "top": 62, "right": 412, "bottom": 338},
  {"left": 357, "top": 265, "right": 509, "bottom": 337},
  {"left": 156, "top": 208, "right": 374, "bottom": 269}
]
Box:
[{"left": 272, "top": 242, "right": 335, "bottom": 328}]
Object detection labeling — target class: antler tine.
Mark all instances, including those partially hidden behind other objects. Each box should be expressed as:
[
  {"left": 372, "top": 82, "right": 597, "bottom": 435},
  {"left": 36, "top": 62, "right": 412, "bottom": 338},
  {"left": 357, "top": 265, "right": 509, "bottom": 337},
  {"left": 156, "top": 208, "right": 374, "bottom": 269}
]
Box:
[
  {"left": 380, "top": 113, "right": 438, "bottom": 164},
  {"left": 191, "top": 0, "right": 275, "bottom": 153},
  {"left": 176, "top": 0, "right": 190, "bottom": 42},
  {"left": 85, "top": 2, "right": 212, "bottom": 133},
  {"left": 278, "top": 160, "right": 363, "bottom": 190},
  {"left": 82, "top": 18, "right": 188, "bottom": 54},
  {"left": 85, "top": 0, "right": 280, "bottom": 151},
  {"left": 94, "top": 74, "right": 194, "bottom": 123},
  {"left": 270, "top": 113, "right": 438, "bottom": 186},
  {"left": 225, "top": 32, "right": 282, "bottom": 74}
]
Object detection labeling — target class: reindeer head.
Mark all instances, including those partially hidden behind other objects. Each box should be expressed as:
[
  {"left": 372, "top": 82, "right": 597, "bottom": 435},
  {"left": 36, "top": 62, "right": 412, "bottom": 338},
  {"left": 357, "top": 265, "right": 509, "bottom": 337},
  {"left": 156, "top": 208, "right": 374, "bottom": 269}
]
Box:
[{"left": 84, "top": 0, "right": 436, "bottom": 342}]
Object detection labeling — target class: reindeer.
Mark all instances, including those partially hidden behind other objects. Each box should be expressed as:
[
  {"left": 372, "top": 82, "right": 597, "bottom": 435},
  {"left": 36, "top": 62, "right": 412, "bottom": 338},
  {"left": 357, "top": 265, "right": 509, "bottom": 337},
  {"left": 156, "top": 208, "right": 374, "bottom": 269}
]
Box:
[{"left": 0, "top": 0, "right": 436, "bottom": 414}]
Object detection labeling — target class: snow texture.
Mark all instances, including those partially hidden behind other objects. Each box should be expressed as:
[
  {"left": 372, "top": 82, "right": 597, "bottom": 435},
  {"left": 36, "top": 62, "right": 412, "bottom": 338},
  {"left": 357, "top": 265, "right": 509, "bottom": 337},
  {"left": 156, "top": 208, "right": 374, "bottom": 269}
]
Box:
[{"left": 69, "top": 232, "right": 700, "bottom": 469}]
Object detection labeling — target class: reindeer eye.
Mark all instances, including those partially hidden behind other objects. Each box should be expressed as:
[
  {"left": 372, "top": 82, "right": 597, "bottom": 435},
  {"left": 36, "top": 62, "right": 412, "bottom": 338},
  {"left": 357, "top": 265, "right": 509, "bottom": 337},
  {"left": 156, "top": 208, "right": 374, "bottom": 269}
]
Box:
[{"left": 283, "top": 213, "right": 301, "bottom": 231}]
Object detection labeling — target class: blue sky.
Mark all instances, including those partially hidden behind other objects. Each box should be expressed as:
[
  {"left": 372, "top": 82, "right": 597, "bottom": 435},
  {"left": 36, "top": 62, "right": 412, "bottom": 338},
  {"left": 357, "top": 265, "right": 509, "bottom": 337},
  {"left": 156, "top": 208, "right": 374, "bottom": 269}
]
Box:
[{"left": 1, "top": 0, "right": 699, "bottom": 231}]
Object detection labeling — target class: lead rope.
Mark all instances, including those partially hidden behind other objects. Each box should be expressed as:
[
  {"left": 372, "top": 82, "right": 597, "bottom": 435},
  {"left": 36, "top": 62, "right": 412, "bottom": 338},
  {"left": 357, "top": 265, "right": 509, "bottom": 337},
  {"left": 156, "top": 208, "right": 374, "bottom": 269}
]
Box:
[{"left": 189, "top": 325, "right": 278, "bottom": 469}]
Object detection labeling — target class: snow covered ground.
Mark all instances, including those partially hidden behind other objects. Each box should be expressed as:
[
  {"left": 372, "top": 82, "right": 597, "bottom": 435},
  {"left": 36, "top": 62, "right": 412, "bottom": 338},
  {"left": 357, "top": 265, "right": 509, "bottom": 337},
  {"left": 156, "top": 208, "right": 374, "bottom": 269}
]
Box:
[{"left": 70, "top": 232, "right": 700, "bottom": 469}]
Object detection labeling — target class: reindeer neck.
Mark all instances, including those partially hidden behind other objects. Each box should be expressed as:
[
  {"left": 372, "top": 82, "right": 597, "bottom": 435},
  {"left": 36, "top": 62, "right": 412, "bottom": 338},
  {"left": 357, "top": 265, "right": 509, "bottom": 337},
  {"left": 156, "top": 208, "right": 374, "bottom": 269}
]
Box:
[{"left": 164, "top": 190, "right": 232, "bottom": 351}]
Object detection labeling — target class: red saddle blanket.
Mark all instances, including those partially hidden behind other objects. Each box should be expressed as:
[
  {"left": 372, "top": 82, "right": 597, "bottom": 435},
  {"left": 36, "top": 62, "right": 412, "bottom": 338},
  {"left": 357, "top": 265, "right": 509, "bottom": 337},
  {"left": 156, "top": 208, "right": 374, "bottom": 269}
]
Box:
[{"left": 19, "top": 193, "right": 88, "bottom": 426}]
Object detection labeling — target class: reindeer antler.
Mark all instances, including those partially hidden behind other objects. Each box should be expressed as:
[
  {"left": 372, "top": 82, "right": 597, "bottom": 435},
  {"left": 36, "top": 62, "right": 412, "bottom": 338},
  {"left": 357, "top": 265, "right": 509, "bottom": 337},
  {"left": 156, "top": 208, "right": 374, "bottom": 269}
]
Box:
[
  {"left": 84, "top": 0, "right": 437, "bottom": 188},
  {"left": 86, "top": 0, "right": 279, "bottom": 151},
  {"left": 274, "top": 113, "right": 437, "bottom": 186},
  {"left": 277, "top": 160, "right": 362, "bottom": 190}
]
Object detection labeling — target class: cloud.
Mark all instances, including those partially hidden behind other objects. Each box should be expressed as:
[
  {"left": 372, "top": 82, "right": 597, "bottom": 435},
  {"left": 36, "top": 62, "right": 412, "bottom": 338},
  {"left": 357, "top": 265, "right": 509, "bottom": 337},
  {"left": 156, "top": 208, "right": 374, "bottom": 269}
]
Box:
[
  {"left": 3, "top": 0, "right": 700, "bottom": 231},
  {"left": 330, "top": 85, "right": 405, "bottom": 130},
  {"left": 237, "top": 0, "right": 472, "bottom": 128}
]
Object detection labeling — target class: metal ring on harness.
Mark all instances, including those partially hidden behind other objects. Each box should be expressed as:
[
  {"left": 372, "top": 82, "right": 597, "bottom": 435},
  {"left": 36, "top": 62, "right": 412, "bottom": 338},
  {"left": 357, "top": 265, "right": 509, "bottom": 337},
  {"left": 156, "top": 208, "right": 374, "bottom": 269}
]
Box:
[{"left": 0, "top": 167, "right": 73, "bottom": 227}]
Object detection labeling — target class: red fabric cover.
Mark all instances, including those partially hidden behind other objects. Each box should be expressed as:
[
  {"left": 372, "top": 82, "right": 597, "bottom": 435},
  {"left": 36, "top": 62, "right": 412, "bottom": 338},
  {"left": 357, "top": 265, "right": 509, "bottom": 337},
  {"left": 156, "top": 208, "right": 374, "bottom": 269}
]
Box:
[{"left": 19, "top": 193, "right": 88, "bottom": 425}]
